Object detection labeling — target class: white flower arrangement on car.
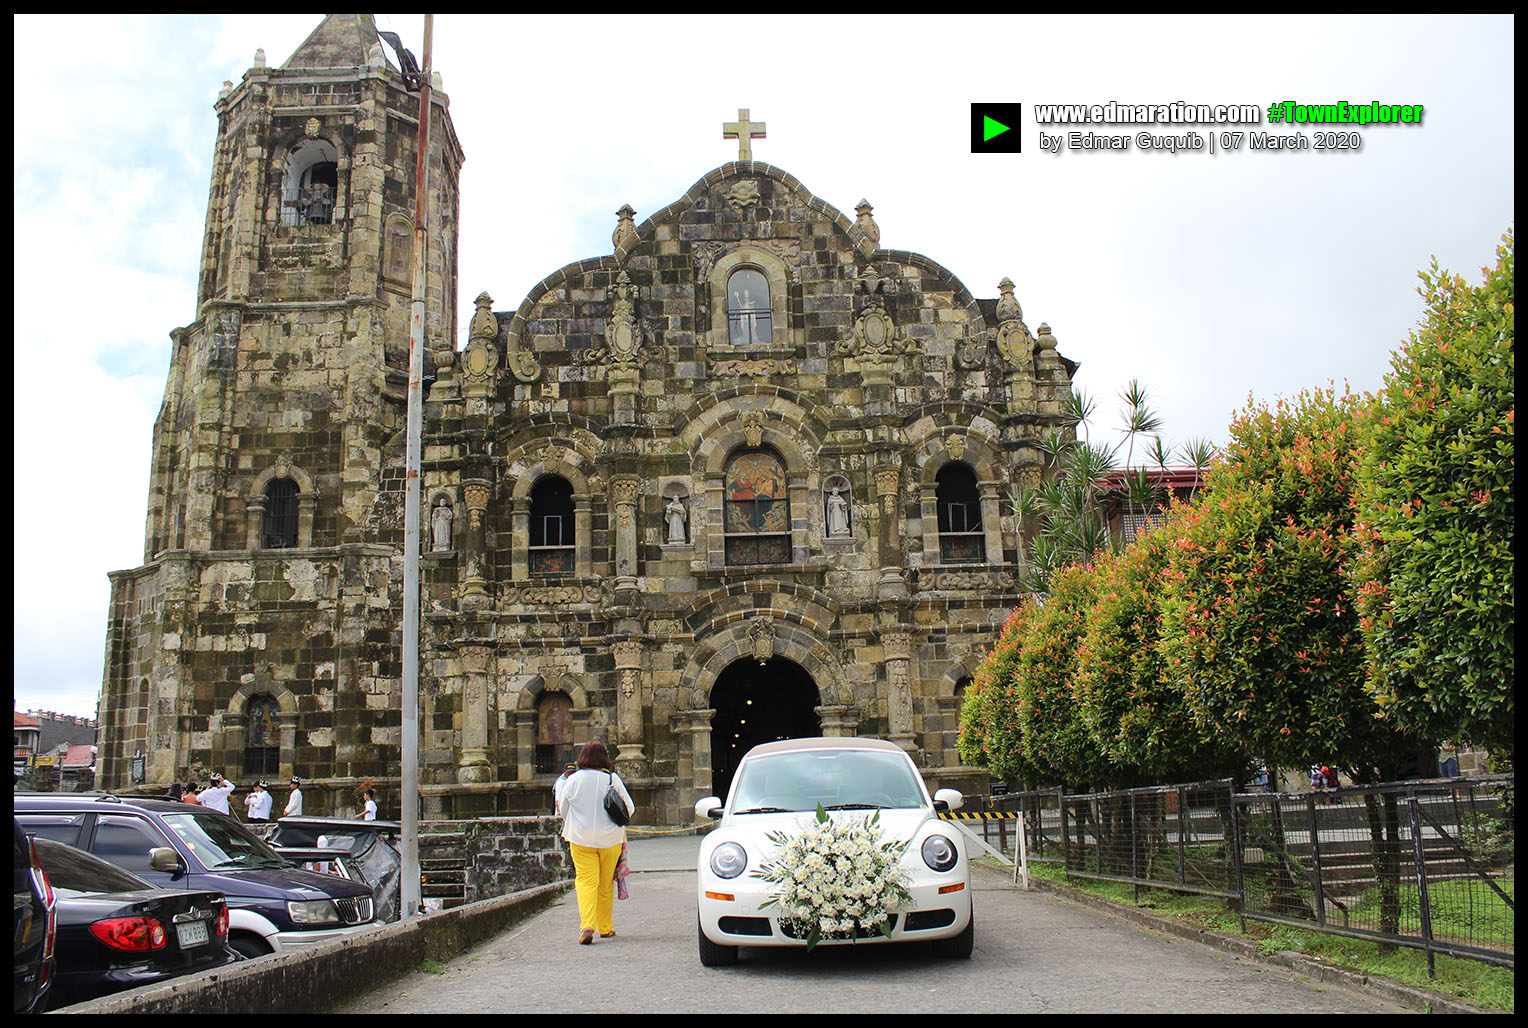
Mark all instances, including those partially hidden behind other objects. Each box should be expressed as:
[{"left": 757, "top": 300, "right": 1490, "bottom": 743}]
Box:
[{"left": 751, "top": 804, "right": 913, "bottom": 951}]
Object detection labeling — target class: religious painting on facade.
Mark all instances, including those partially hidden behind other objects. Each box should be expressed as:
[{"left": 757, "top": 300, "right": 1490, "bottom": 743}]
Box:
[
  {"left": 245, "top": 694, "right": 280, "bottom": 776},
  {"left": 725, "top": 449, "right": 790, "bottom": 564},
  {"left": 534, "top": 692, "right": 574, "bottom": 774}
]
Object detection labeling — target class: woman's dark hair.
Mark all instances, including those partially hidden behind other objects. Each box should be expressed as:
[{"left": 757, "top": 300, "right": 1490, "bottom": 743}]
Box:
[
  {"left": 575, "top": 739, "right": 614, "bottom": 772},
  {"left": 168, "top": 783, "right": 184, "bottom": 801}
]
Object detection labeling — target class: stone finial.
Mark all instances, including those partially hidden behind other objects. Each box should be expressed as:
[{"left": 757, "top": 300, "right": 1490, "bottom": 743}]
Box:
[
  {"left": 431, "top": 70, "right": 443, "bottom": 92},
  {"left": 854, "top": 199, "right": 880, "bottom": 246},
  {"left": 253, "top": 48, "right": 267, "bottom": 69},
  {"left": 612, "top": 204, "right": 638, "bottom": 254},
  {"left": 469, "top": 292, "right": 497, "bottom": 341},
  {"left": 1036, "top": 322, "right": 1058, "bottom": 351},
  {"left": 995, "top": 277, "right": 1023, "bottom": 323},
  {"left": 366, "top": 41, "right": 386, "bottom": 68},
  {"left": 219, "top": 80, "right": 233, "bottom": 99}
]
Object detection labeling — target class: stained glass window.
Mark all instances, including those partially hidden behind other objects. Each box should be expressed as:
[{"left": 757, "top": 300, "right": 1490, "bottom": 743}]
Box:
[
  {"left": 727, "top": 268, "right": 772, "bottom": 346},
  {"left": 529, "top": 476, "right": 575, "bottom": 577},
  {"left": 936, "top": 463, "right": 984, "bottom": 564},
  {"left": 725, "top": 449, "right": 790, "bottom": 565}
]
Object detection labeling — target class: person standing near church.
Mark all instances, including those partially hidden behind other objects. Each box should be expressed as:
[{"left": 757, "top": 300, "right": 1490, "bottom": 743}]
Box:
[
  {"left": 200, "top": 773, "right": 237, "bottom": 816},
  {"left": 360, "top": 788, "right": 378, "bottom": 821},
  {"left": 284, "top": 777, "right": 304, "bottom": 818},
  {"left": 559, "top": 740, "right": 634, "bottom": 944}
]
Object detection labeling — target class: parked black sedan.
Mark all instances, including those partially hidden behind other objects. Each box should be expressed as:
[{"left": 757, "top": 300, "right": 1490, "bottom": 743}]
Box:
[{"left": 28, "top": 838, "right": 237, "bottom": 1009}]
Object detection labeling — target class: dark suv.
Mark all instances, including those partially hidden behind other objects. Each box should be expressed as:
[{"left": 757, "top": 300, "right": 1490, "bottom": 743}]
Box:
[{"left": 14, "top": 796, "right": 378, "bottom": 959}]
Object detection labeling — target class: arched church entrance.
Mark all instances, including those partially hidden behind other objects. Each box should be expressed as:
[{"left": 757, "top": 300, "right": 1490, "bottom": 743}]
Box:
[{"left": 710, "top": 656, "right": 820, "bottom": 802}]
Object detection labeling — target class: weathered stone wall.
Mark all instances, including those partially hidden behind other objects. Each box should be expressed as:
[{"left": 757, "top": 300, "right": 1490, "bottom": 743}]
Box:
[{"left": 101, "top": 17, "right": 1078, "bottom": 824}]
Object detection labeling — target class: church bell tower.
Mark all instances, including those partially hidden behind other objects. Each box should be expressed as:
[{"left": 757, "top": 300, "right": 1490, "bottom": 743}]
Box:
[
  {"left": 101, "top": 14, "right": 462, "bottom": 792},
  {"left": 143, "top": 13, "right": 462, "bottom": 556}
]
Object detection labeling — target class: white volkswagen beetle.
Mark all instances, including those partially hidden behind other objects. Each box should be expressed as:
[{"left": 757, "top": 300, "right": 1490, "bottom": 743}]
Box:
[{"left": 695, "top": 737, "right": 972, "bottom": 966}]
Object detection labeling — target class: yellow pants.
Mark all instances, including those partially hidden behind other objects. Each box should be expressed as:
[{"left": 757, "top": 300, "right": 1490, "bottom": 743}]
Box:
[{"left": 569, "top": 842, "right": 623, "bottom": 935}]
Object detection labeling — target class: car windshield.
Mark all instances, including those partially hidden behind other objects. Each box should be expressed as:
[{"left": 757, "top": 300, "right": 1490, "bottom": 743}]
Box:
[
  {"left": 160, "top": 811, "right": 290, "bottom": 869},
  {"left": 729, "top": 749, "right": 928, "bottom": 813}
]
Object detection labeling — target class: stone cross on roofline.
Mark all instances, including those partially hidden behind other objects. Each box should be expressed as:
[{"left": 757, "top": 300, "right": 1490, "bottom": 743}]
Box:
[{"left": 723, "top": 108, "right": 766, "bottom": 161}]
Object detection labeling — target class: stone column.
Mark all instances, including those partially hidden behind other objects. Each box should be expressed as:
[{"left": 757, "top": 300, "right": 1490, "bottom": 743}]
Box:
[
  {"left": 674, "top": 708, "right": 717, "bottom": 798},
  {"left": 814, "top": 704, "right": 861, "bottom": 738},
  {"left": 875, "top": 464, "right": 907, "bottom": 599},
  {"left": 611, "top": 639, "right": 647, "bottom": 773},
  {"left": 611, "top": 476, "right": 640, "bottom": 592},
  {"left": 880, "top": 631, "right": 917, "bottom": 754},
  {"left": 457, "top": 645, "right": 494, "bottom": 784},
  {"left": 460, "top": 479, "right": 490, "bottom": 609}
]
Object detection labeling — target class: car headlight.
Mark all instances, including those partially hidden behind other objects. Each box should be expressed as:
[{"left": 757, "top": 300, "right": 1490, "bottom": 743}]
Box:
[
  {"left": 709, "top": 842, "right": 748, "bottom": 879},
  {"left": 287, "top": 899, "right": 340, "bottom": 924},
  {"left": 921, "top": 834, "right": 959, "bottom": 872}
]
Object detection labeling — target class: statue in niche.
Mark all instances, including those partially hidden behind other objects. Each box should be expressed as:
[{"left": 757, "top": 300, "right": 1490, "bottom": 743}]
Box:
[
  {"left": 431, "top": 497, "right": 454, "bottom": 552},
  {"left": 665, "top": 494, "right": 688, "bottom": 544},
  {"left": 826, "top": 487, "right": 851, "bottom": 537}
]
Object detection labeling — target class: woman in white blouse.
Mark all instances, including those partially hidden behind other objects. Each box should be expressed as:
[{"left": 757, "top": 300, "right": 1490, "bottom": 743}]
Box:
[{"left": 559, "top": 739, "right": 635, "bottom": 944}]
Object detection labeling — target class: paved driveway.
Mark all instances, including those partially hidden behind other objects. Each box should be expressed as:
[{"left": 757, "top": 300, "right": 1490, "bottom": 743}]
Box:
[{"left": 337, "top": 832, "right": 1410, "bottom": 1014}]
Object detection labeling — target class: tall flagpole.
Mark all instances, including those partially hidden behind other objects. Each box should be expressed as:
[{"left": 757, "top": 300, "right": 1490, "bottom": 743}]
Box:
[{"left": 401, "top": 12, "right": 433, "bottom": 920}]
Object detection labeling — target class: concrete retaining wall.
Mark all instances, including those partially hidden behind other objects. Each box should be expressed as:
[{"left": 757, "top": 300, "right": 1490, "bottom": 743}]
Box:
[{"left": 53, "top": 879, "right": 572, "bottom": 1015}]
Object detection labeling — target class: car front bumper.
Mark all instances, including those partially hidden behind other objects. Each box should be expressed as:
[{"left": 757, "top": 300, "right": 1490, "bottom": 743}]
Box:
[{"left": 698, "top": 875, "right": 971, "bottom": 947}]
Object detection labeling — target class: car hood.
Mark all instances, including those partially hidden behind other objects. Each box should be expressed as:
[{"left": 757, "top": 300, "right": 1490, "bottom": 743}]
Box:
[
  {"left": 714, "top": 807, "right": 941, "bottom": 852},
  {"left": 194, "top": 865, "right": 372, "bottom": 901}
]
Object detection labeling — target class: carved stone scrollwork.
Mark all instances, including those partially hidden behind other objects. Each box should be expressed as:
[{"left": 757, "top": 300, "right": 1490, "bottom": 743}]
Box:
[
  {"left": 711, "top": 357, "right": 788, "bottom": 378},
  {"left": 501, "top": 584, "right": 602, "bottom": 605},
  {"left": 460, "top": 292, "right": 501, "bottom": 397},
  {"left": 741, "top": 411, "right": 765, "bottom": 448},
  {"left": 914, "top": 568, "right": 1017, "bottom": 592},
  {"left": 992, "top": 277, "right": 1034, "bottom": 373},
  {"left": 748, "top": 618, "right": 775, "bottom": 663},
  {"left": 727, "top": 179, "right": 762, "bottom": 214}
]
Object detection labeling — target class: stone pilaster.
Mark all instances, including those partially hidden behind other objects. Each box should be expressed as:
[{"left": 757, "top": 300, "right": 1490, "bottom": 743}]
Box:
[
  {"left": 674, "top": 708, "right": 717, "bottom": 798},
  {"left": 875, "top": 464, "right": 907, "bottom": 599},
  {"left": 611, "top": 476, "right": 640, "bottom": 593},
  {"left": 880, "top": 630, "right": 917, "bottom": 754},
  {"left": 611, "top": 639, "right": 647, "bottom": 774},
  {"left": 459, "top": 479, "right": 490, "bottom": 608},
  {"left": 457, "top": 644, "right": 494, "bottom": 784}
]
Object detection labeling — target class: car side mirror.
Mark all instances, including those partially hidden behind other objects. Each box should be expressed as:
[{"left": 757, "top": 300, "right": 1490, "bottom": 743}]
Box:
[
  {"left": 149, "top": 847, "right": 184, "bottom": 874},
  {"left": 694, "top": 797, "right": 724, "bottom": 820},
  {"left": 933, "top": 788, "right": 964, "bottom": 813}
]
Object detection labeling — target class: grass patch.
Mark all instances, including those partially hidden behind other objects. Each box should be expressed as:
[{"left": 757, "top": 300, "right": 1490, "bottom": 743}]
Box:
[
  {"left": 416, "top": 958, "right": 448, "bottom": 975},
  {"left": 1004, "top": 859, "right": 1513, "bottom": 1013}
]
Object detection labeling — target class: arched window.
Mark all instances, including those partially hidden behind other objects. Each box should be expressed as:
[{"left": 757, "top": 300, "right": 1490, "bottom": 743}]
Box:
[
  {"left": 724, "top": 449, "right": 790, "bottom": 565},
  {"left": 262, "top": 478, "right": 300, "bottom": 549},
  {"left": 727, "top": 268, "right": 772, "bottom": 346},
  {"left": 281, "top": 138, "right": 339, "bottom": 226},
  {"left": 245, "top": 695, "right": 281, "bottom": 777},
  {"left": 533, "top": 692, "right": 574, "bottom": 775},
  {"left": 936, "top": 463, "right": 984, "bottom": 563},
  {"left": 529, "top": 476, "right": 575, "bottom": 577}
]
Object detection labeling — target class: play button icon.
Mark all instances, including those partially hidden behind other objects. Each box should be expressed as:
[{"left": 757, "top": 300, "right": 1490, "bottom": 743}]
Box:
[{"left": 972, "top": 103, "right": 1023, "bottom": 153}]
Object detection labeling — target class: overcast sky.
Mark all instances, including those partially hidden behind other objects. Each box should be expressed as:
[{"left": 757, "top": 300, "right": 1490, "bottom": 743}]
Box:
[{"left": 12, "top": 14, "right": 1514, "bottom": 719}]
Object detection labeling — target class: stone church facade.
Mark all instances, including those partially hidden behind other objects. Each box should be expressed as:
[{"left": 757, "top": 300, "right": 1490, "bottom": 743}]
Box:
[{"left": 98, "top": 15, "right": 1077, "bottom": 824}]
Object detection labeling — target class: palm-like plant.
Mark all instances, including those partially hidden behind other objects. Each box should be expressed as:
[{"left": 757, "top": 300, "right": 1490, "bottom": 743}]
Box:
[{"left": 1014, "top": 381, "right": 1197, "bottom": 591}]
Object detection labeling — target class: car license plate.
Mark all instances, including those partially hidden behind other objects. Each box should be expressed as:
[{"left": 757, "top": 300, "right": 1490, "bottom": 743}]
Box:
[{"left": 177, "top": 919, "right": 210, "bottom": 949}]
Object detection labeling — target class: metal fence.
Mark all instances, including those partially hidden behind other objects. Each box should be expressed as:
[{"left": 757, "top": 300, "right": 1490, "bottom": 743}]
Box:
[
  {"left": 989, "top": 774, "right": 1513, "bottom": 972},
  {"left": 1234, "top": 775, "right": 1514, "bottom": 972}
]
